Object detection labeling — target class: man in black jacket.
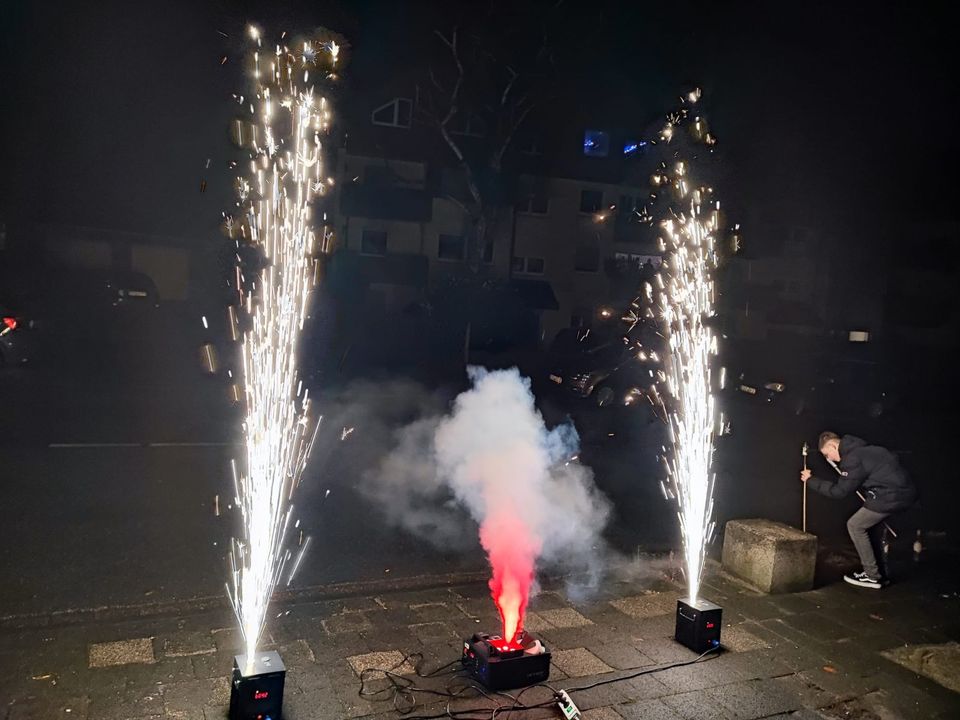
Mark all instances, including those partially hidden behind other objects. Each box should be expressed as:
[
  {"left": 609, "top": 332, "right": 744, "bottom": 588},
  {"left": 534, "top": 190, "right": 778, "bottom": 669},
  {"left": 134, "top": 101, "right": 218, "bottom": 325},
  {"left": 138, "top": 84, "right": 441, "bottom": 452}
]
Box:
[{"left": 801, "top": 432, "right": 917, "bottom": 589}]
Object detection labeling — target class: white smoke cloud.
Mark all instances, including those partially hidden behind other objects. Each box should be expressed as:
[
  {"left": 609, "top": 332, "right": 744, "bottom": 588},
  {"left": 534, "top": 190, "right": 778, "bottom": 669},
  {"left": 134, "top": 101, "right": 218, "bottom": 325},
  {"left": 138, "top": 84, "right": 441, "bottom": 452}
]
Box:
[{"left": 363, "top": 367, "right": 612, "bottom": 580}]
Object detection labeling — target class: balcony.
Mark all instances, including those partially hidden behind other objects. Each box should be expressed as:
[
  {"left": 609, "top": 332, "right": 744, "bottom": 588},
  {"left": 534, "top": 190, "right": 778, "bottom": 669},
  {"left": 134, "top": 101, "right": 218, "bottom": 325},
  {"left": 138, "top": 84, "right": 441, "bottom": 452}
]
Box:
[
  {"left": 339, "top": 183, "right": 432, "bottom": 223},
  {"left": 328, "top": 249, "right": 429, "bottom": 289}
]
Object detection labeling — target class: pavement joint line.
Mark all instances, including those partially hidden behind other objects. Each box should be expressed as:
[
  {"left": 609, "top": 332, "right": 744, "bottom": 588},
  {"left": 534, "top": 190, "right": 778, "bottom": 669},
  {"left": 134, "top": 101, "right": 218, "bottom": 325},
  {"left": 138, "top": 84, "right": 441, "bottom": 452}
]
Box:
[
  {"left": 0, "top": 570, "right": 493, "bottom": 632},
  {"left": 147, "top": 442, "right": 236, "bottom": 447},
  {"left": 48, "top": 441, "right": 237, "bottom": 448},
  {"left": 48, "top": 442, "right": 142, "bottom": 448}
]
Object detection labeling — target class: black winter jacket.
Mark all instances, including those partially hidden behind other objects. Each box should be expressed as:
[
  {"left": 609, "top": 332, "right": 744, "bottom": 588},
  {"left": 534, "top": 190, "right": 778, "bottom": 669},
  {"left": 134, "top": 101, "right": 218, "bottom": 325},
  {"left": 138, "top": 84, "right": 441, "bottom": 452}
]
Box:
[{"left": 807, "top": 435, "right": 917, "bottom": 513}]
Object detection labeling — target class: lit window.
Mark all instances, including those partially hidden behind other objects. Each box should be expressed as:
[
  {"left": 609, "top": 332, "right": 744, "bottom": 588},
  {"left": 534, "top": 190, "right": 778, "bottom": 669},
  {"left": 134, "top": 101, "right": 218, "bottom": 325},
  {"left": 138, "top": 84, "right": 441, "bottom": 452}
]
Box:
[
  {"left": 580, "top": 190, "right": 603, "bottom": 213},
  {"left": 517, "top": 194, "right": 549, "bottom": 214},
  {"left": 583, "top": 130, "right": 609, "bottom": 157},
  {"left": 614, "top": 251, "right": 635, "bottom": 270},
  {"left": 438, "top": 234, "right": 465, "bottom": 261},
  {"left": 623, "top": 140, "right": 647, "bottom": 156},
  {"left": 360, "top": 230, "right": 387, "bottom": 256},
  {"left": 371, "top": 98, "right": 413, "bottom": 128}
]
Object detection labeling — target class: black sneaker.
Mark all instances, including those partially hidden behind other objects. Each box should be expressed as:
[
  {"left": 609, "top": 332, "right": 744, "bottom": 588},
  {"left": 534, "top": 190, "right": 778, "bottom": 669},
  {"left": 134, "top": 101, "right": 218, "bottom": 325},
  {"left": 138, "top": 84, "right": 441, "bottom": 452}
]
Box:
[{"left": 843, "top": 571, "right": 883, "bottom": 589}]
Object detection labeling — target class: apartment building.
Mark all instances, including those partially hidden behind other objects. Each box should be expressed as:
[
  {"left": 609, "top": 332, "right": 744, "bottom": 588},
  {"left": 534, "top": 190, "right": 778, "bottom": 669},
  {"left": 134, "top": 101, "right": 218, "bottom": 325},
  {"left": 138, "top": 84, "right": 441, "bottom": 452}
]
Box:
[{"left": 327, "top": 83, "right": 662, "bottom": 344}]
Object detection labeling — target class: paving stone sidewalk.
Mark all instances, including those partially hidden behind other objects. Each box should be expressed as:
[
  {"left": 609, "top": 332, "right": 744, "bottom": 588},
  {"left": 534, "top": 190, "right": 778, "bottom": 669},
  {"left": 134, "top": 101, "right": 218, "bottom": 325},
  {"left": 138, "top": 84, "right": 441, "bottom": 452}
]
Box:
[{"left": 1, "top": 554, "right": 958, "bottom": 720}]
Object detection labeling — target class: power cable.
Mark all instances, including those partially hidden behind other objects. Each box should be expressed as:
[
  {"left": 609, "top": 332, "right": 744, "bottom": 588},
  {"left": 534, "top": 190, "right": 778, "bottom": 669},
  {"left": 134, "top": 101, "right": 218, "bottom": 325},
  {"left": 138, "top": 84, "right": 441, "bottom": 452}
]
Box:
[{"left": 358, "top": 642, "right": 721, "bottom": 718}]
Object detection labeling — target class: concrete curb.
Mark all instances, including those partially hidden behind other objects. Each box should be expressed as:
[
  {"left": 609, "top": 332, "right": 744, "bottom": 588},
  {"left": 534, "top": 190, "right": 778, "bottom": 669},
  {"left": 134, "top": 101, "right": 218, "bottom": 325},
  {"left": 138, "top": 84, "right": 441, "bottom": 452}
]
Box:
[{"left": 0, "top": 570, "right": 493, "bottom": 631}]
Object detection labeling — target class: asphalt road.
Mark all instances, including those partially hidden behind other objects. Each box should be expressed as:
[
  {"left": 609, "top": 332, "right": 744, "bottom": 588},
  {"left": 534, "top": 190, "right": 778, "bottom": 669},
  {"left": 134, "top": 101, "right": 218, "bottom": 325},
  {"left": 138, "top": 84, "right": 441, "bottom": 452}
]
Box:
[
  {"left": 0, "top": 291, "right": 952, "bottom": 620},
  {"left": 0, "top": 298, "right": 486, "bottom": 618}
]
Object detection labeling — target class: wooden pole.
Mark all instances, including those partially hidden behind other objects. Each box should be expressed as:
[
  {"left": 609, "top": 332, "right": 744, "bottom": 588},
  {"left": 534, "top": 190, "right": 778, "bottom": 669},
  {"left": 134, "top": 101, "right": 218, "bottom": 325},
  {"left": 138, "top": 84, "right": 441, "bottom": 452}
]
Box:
[{"left": 802, "top": 442, "right": 808, "bottom": 533}]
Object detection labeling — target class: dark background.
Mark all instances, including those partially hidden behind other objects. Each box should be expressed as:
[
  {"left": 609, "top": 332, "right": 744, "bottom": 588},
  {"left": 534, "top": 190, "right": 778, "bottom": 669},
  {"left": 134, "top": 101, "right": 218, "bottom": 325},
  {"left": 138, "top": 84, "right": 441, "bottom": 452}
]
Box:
[
  {"left": 0, "top": 1, "right": 956, "bottom": 617},
  {"left": 3, "top": 2, "right": 954, "bottom": 238}
]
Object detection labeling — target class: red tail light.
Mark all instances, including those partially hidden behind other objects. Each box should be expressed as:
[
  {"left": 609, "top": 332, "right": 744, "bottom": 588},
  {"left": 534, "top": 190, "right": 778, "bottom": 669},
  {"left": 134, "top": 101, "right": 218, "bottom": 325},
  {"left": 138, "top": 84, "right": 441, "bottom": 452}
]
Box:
[{"left": 2, "top": 316, "right": 16, "bottom": 331}]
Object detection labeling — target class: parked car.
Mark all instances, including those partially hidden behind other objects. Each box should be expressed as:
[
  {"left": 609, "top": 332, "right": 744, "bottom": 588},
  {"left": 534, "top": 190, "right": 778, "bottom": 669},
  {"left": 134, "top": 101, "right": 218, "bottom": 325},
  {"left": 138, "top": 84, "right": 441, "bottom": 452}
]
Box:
[
  {"left": 0, "top": 301, "right": 38, "bottom": 366},
  {"left": 724, "top": 343, "right": 901, "bottom": 421},
  {"left": 547, "top": 325, "right": 658, "bottom": 410},
  {"left": 104, "top": 271, "right": 161, "bottom": 308}
]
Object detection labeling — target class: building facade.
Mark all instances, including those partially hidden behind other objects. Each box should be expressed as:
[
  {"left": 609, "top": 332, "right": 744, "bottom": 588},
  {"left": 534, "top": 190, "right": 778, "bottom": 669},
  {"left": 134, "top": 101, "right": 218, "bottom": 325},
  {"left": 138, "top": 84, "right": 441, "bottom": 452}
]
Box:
[{"left": 327, "top": 83, "right": 663, "bottom": 344}]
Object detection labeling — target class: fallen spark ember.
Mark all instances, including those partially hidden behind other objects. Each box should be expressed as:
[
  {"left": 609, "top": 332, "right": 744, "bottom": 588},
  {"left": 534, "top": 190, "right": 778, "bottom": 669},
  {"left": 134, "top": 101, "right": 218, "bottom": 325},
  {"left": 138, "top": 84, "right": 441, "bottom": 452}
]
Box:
[{"left": 224, "top": 25, "right": 340, "bottom": 663}]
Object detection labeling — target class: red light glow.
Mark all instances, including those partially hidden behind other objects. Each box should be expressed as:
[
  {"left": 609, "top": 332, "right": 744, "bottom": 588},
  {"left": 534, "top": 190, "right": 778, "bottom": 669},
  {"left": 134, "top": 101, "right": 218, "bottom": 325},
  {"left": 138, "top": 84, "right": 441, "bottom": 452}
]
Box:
[
  {"left": 253, "top": 690, "right": 269, "bottom": 700},
  {"left": 492, "top": 638, "right": 523, "bottom": 653},
  {"left": 480, "top": 510, "right": 539, "bottom": 644},
  {"left": 2, "top": 317, "right": 16, "bottom": 331}
]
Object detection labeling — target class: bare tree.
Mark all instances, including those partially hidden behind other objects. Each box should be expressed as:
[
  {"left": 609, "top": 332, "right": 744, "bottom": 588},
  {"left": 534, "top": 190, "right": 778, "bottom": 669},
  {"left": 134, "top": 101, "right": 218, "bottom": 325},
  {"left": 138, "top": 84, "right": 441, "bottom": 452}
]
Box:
[{"left": 416, "top": 3, "right": 565, "bottom": 272}]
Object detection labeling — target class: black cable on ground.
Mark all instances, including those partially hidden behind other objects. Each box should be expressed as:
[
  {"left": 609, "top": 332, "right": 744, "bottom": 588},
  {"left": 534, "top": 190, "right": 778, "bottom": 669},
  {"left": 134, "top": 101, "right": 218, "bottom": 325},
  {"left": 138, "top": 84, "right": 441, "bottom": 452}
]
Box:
[
  {"left": 562, "top": 642, "right": 721, "bottom": 693},
  {"left": 358, "top": 651, "right": 555, "bottom": 718},
  {"left": 358, "top": 643, "right": 721, "bottom": 718}
]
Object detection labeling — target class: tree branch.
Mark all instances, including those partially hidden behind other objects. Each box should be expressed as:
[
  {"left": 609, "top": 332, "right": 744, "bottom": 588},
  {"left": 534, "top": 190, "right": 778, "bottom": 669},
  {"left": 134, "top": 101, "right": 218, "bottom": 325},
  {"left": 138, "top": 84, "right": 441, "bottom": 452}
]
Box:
[
  {"left": 440, "top": 193, "right": 472, "bottom": 218},
  {"left": 500, "top": 66, "right": 518, "bottom": 107},
  {"left": 434, "top": 29, "right": 464, "bottom": 130},
  {"left": 492, "top": 101, "right": 534, "bottom": 171},
  {"left": 428, "top": 67, "right": 444, "bottom": 92},
  {"left": 432, "top": 27, "right": 479, "bottom": 207}
]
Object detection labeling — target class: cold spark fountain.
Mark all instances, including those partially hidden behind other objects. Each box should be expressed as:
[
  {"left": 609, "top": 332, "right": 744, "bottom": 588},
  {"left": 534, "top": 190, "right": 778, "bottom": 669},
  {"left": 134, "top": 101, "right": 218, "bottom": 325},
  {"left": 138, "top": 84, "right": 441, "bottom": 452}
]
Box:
[
  {"left": 660, "top": 169, "right": 724, "bottom": 653},
  {"left": 636, "top": 92, "right": 727, "bottom": 652},
  {"left": 659, "top": 165, "right": 719, "bottom": 608},
  {"left": 223, "top": 25, "right": 339, "bottom": 679}
]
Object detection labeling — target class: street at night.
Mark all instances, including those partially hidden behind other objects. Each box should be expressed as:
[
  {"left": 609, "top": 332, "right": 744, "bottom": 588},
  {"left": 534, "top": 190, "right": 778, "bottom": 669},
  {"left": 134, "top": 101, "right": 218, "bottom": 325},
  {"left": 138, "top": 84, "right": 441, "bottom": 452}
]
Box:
[{"left": 1, "top": 2, "right": 959, "bottom": 719}]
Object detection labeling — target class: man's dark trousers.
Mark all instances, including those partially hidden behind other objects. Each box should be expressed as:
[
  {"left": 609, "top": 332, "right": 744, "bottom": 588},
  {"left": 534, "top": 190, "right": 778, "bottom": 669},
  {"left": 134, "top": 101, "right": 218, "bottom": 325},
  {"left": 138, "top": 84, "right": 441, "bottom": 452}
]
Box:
[{"left": 847, "top": 507, "right": 889, "bottom": 579}]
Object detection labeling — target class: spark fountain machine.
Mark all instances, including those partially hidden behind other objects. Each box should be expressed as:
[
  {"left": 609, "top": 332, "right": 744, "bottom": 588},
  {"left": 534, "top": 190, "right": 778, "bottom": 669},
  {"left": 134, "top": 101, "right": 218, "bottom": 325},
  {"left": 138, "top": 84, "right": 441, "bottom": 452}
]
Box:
[
  {"left": 674, "top": 597, "right": 722, "bottom": 653},
  {"left": 229, "top": 651, "right": 285, "bottom": 720},
  {"left": 461, "top": 631, "right": 551, "bottom": 691}
]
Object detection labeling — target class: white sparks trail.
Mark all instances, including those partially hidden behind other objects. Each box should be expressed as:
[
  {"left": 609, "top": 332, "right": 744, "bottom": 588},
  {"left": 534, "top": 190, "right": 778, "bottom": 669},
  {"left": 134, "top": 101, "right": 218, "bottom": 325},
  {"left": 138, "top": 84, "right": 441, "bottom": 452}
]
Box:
[
  {"left": 224, "top": 25, "right": 339, "bottom": 661},
  {"left": 658, "top": 188, "right": 720, "bottom": 604},
  {"left": 640, "top": 91, "right": 723, "bottom": 604}
]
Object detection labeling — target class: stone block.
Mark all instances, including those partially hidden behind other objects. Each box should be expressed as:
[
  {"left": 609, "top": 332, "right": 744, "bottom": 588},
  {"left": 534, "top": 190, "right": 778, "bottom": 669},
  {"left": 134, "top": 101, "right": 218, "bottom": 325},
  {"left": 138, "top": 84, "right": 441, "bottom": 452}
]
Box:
[{"left": 721, "top": 519, "right": 816, "bottom": 594}]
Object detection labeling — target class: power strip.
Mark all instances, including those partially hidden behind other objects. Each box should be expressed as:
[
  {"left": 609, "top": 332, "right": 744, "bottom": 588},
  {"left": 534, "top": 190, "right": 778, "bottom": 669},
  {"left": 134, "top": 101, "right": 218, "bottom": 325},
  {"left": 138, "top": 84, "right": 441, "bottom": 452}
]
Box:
[{"left": 555, "top": 690, "right": 582, "bottom": 719}]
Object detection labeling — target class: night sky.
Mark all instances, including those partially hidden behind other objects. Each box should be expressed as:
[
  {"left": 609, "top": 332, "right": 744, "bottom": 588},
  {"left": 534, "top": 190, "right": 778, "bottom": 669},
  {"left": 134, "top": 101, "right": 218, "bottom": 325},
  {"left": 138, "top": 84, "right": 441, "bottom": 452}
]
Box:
[{"left": 1, "top": 1, "right": 955, "bottom": 249}]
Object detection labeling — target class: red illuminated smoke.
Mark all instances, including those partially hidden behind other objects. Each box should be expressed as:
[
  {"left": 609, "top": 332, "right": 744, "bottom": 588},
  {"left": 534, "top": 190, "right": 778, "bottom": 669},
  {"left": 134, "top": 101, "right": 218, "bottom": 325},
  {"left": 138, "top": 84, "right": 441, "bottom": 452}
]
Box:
[{"left": 480, "top": 510, "right": 540, "bottom": 643}]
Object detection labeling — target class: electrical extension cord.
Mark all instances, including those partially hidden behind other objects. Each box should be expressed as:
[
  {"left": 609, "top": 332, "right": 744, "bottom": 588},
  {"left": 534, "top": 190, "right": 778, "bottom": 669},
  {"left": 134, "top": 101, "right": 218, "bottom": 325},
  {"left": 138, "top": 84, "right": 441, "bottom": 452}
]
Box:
[
  {"left": 555, "top": 689, "right": 582, "bottom": 719},
  {"left": 356, "top": 642, "right": 720, "bottom": 718}
]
